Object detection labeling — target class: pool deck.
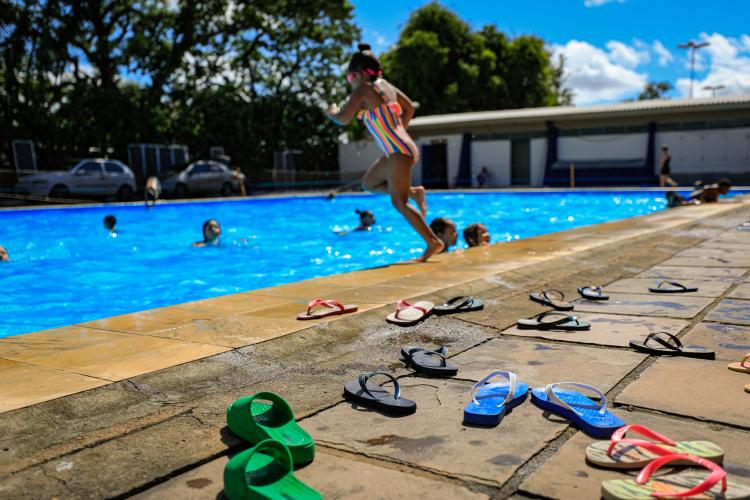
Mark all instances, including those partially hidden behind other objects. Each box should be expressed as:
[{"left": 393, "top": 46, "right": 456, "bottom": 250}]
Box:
[{"left": 1, "top": 198, "right": 750, "bottom": 498}]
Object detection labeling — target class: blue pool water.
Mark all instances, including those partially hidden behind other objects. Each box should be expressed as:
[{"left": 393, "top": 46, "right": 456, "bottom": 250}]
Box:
[{"left": 0, "top": 190, "right": 733, "bottom": 337}]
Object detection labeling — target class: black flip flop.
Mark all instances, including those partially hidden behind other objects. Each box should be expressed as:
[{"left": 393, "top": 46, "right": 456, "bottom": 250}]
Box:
[
  {"left": 433, "top": 296, "right": 485, "bottom": 315},
  {"left": 648, "top": 280, "right": 698, "bottom": 293},
  {"left": 529, "top": 290, "right": 574, "bottom": 311},
  {"left": 578, "top": 286, "right": 609, "bottom": 300},
  {"left": 343, "top": 372, "right": 417, "bottom": 415},
  {"left": 517, "top": 311, "right": 591, "bottom": 331},
  {"left": 629, "top": 331, "right": 715, "bottom": 359},
  {"left": 400, "top": 346, "right": 458, "bottom": 377}
]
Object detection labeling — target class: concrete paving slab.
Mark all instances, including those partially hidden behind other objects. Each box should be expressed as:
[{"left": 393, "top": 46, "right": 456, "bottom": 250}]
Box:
[
  {"left": 520, "top": 410, "right": 750, "bottom": 500},
  {"left": 0, "top": 326, "right": 229, "bottom": 381},
  {"left": 616, "top": 357, "right": 750, "bottom": 428},
  {"left": 304, "top": 378, "right": 565, "bottom": 487},
  {"left": 572, "top": 293, "right": 714, "bottom": 319},
  {"left": 0, "top": 359, "right": 108, "bottom": 413},
  {"left": 659, "top": 255, "right": 750, "bottom": 268},
  {"left": 80, "top": 306, "right": 225, "bottom": 335},
  {"left": 497, "top": 313, "right": 687, "bottom": 348},
  {"left": 678, "top": 247, "right": 750, "bottom": 257},
  {"left": 697, "top": 240, "right": 750, "bottom": 251},
  {"left": 133, "top": 450, "right": 490, "bottom": 500},
  {"left": 603, "top": 277, "right": 733, "bottom": 298},
  {"left": 450, "top": 337, "right": 646, "bottom": 385},
  {"left": 729, "top": 283, "right": 750, "bottom": 300},
  {"left": 705, "top": 298, "right": 750, "bottom": 326},
  {"left": 679, "top": 322, "right": 750, "bottom": 361},
  {"left": 174, "top": 292, "right": 295, "bottom": 314},
  {"left": 636, "top": 266, "right": 746, "bottom": 281}
]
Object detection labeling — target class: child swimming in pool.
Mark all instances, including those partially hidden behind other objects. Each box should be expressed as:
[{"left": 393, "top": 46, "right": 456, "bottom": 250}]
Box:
[
  {"left": 464, "top": 223, "right": 491, "bottom": 247},
  {"left": 193, "top": 219, "right": 221, "bottom": 247},
  {"left": 326, "top": 43, "right": 443, "bottom": 262},
  {"left": 0, "top": 244, "right": 9, "bottom": 262},
  {"left": 103, "top": 215, "right": 118, "bottom": 236},
  {"left": 354, "top": 209, "right": 375, "bottom": 231}
]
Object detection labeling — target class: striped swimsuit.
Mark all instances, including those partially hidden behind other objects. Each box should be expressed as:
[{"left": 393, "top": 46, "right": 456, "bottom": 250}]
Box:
[{"left": 357, "top": 81, "right": 419, "bottom": 160}]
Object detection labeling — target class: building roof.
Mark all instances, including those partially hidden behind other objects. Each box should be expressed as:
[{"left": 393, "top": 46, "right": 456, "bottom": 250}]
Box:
[{"left": 409, "top": 94, "right": 750, "bottom": 133}]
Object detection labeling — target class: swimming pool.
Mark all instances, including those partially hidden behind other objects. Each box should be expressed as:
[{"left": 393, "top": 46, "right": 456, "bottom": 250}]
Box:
[{"left": 0, "top": 190, "right": 726, "bottom": 337}]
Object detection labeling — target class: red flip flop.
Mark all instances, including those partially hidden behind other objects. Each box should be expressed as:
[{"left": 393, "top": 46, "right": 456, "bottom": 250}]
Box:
[
  {"left": 386, "top": 299, "right": 434, "bottom": 326},
  {"left": 296, "top": 299, "right": 358, "bottom": 320}
]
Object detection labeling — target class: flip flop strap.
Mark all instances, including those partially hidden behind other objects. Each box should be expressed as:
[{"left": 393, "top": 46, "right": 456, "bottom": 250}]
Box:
[
  {"left": 444, "top": 296, "right": 472, "bottom": 309},
  {"left": 359, "top": 371, "right": 401, "bottom": 401},
  {"left": 644, "top": 331, "right": 683, "bottom": 351},
  {"left": 536, "top": 311, "right": 579, "bottom": 326},
  {"left": 545, "top": 382, "right": 606, "bottom": 417},
  {"left": 583, "top": 286, "right": 602, "bottom": 294},
  {"left": 394, "top": 299, "right": 428, "bottom": 319},
  {"left": 307, "top": 298, "right": 345, "bottom": 314},
  {"left": 607, "top": 424, "right": 677, "bottom": 457},
  {"left": 246, "top": 392, "right": 294, "bottom": 421},
  {"left": 471, "top": 370, "right": 517, "bottom": 407},
  {"left": 540, "top": 289, "right": 565, "bottom": 302},
  {"left": 637, "top": 453, "right": 727, "bottom": 497},
  {"left": 741, "top": 352, "right": 750, "bottom": 368},
  {"left": 244, "top": 439, "right": 293, "bottom": 476},
  {"left": 657, "top": 280, "right": 686, "bottom": 290},
  {"left": 405, "top": 347, "right": 447, "bottom": 367}
]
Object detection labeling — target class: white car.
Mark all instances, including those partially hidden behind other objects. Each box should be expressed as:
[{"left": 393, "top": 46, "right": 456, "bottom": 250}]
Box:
[
  {"left": 162, "top": 160, "right": 240, "bottom": 198},
  {"left": 16, "top": 159, "right": 137, "bottom": 201}
]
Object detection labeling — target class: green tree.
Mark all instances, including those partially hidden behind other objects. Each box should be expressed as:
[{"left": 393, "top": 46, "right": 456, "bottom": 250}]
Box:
[{"left": 638, "top": 81, "right": 673, "bottom": 100}]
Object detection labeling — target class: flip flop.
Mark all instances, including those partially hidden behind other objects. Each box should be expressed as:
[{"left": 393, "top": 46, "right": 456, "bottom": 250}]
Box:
[
  {"left": 727, "top": 353, "right": 750, "bottom": 374},
  {"left": 226, "top": 392, "right": 315, "bottom": 466},
  {"left": 530, "top": 382, "right": 624, "bottom": 438},
  {"left": 586, "top": 424, "right": 724, "bottom": 469},
  {"left": 649, "top": 280, "right": 699, "bottom": 293},
  {"left": 517, "top": 311, "right": 590, "bottom": 331},
  {"left": 463, "top": 371, "right": 529, "bottom": 426},
  {"left": 296, "top": 298, "right": 358, "bottom": 320},
  {"left": 343, "top": 371, "right": 416, "bottom": 415},
  {"left": 601, "top": 453, "right": 750, "bottom": 500},
  {"left": 400, "top": 346, "right": 458, "bottom": 377},
  {"left": 529, "top": 290, "right": 574, "bottom": 311},
  {"left": 578, "top": 285, "right": 609, "bottom": 300},
  {"left": 433, "top": 296, "right": 484, "bottom": 315},
  {"left": 224, "top": 439, "right": 321, "bottom": 500},
  {"left": 385, "top": 299, "right": 433, "bottom": 326},
  {"left": 745, "top": 384, "right": 750, "bottom": 394},
  {"left": 629, "top": 331, "right": 715, "bottom": 359}
]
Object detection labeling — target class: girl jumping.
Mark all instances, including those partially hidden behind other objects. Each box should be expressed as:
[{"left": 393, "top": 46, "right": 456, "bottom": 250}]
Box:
[{"left": 326, "top": 43, "right": 444, "bottom": 262}]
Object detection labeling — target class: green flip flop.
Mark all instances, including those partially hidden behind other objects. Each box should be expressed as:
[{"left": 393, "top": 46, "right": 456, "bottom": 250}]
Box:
[
  {"left": 224, "top": 439, "right": 321, "bottom": 500},
  {"left": 227, "top": 392, "right": 314, "bottom": 466}
]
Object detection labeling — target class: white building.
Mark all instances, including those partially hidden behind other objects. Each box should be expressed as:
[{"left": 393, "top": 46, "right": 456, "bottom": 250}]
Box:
[{"left": 338, "top": 95, "right": 750, "bottom": 187}]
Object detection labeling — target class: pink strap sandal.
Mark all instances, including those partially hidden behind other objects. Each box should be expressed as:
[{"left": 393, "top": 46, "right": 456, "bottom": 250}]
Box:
[{"left": 296, "top": 299, "right": 358, "bottom": 320}]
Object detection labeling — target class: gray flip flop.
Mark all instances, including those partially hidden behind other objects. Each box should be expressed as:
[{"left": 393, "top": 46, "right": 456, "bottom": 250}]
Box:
[
  {"left": 517, "top": 311, "right": 590, "bottom": 331},
  {"left": 400, "top": 346, "right": 458, "bottom": 376},
  {"left": 343, "top": 372, "right": 416, "bottom": 415},
  {"left": 530, "top": 290, "right": 574, "bottom": 310},
  {"left": 578, "top": 286, "right": 609, "bottom": 300}
]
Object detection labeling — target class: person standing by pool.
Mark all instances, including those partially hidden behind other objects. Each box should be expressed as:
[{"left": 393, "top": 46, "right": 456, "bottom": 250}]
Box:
[
  {"left": 326, "top": 43, "right": 444, "bottom": 262},
  {"left": 0, "top": 244, "right": 9, "bottom": 262},
  {"left": 145, "top": 177, "right": 161, "bottom": 207},
  {"left": 193, "top": 219, "right": 221, "bottom": 247},
  {"left": 659, "top": 145, "right": 678, "bottom": 187}
]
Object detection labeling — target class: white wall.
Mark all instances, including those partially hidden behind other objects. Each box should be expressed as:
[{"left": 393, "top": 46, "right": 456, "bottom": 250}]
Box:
[
  {"left": 530, "top": 138, "right": 547, "bottom": 187},
  {"left": 559, "top": 133, "right": 648, "bottom": 161},
  {"left": 655, "top": 127, "right": 750, "bottom": 175},
  {"left": 471, "top": 140, "right": 511, "bottom": 186},
  {"left": 413, "top": 134, "right": 462, "bottom": 186},
  {"left": 338, "top": 139, "right": 381, "bottom": 181}
]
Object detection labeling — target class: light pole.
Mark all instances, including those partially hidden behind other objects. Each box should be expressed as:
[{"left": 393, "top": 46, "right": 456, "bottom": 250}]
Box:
[
  {"left": 678, "top": 40, "right": 710, "bottom": 98},
  {"left": 703, "top": 84, "right": 725, "bottom": 97}
]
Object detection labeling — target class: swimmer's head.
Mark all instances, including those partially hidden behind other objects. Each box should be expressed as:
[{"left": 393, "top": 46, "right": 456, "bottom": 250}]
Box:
[
  {"left": 347, "top": 43, "right": 381, "bottom": 87},
  {"left": 718, "top": 178, "right": 732, "bottom": 194},
  {"left": 430, "top": 217, "right": 458, "bottom": 250},
  {"left": 103, "top": 215, "right": 117, "bottom": 231},
  {"left": 202, "top": 219, "right": 221, "bottom": 244},
  {"left": 356, "top": 209, "right": 375, "bottom": 227},
  {"left": 0, "top": 245, "right": 8, "bottom": 262},
  {"left": 464, "top": 223, "right": 491, "bottom": 247}
]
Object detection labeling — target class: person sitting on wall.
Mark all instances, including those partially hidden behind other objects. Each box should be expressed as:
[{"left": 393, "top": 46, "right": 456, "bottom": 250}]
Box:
[
  {"left": 464, "top": 223, "right": 491, "bottom": 247},
  {"left": 477, "top": 166, "right": 490, "bottom": 188},
  {"left": 430, "top": 217, "right": 458, "bottom": 252},
  {"left": 0, "top": 245, "right": 9, "bottom": 262},
  {"left": 666, "top": 178, "right": 732, "bottom": 207},
  {"left": 233, "top": 168, "right": 247, "bottom": 196},
  {"left": 103, "top": 215, "right": 118, "bottom": 235},
  {"left": 145, "top": 177, "right": 161, "bottom": 207},
  {"left": 193, "top": 219, "right": 221, "bottom": 247},
  {"left": 354, "top": 209, "right": 375, "bottom": 231}
]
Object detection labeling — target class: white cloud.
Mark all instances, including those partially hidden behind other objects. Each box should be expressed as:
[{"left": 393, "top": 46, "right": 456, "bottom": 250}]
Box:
[
  {"left": 552, "top": 40, "right": 647, "bottom": 105},
  {"left": 676, "top": 32, "right": 750, "bottom": 98},
  {"left": 606, "top": 40, "right": 649, "bottom": 67},
  {"left": 652, "top": 40, "right": 674, "bottom": 66},
  {"left": 584, "top": 0, "right": 625, "bottom": 6}
]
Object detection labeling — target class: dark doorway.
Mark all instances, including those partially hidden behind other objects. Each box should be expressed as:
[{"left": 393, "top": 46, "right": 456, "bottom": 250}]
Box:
[
  {"left": 421, "top": 141, "right": 448, "bottom": 188},
  {"left": 511, "top": 139, "right": 531, "bottom": 185}
]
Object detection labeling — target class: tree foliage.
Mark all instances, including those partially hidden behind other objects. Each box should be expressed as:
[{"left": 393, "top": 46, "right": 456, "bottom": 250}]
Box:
[
  {"left": 638, "top": 81, "right": 673, "bottom": 100},
  {"left": 380, "top": 2, "right": 568, "bottom": 115}
]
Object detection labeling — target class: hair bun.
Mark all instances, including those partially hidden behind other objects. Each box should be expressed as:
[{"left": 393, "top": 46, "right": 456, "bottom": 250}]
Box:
[{"left": 358, "top": 43, "right": 371, "bottom": 52}]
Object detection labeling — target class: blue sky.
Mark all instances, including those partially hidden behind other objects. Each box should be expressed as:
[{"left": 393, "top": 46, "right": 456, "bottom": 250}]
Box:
[{"left": 351, "top": 0, "right": 750, "bottom": 105}]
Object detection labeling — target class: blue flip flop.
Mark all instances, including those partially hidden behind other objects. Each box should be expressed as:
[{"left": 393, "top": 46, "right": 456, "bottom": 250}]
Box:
[
  {"left": 530, "top": 382, "right": 625, "bottom": 438},
  {"left": 463, "top": 371, "right": 529, "bottom": 426}
]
